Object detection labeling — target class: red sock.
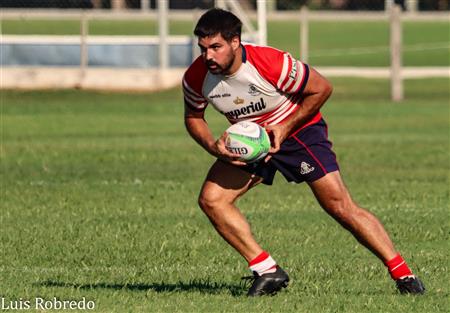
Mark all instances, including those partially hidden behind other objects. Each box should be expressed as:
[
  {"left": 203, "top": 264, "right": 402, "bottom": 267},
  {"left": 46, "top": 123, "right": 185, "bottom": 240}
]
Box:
[
  {"left": 249, "top": 251, "right": 277, "bottom": 276},
  {"left": 385, "top": 254, "right": 413, "bottom": 280}
]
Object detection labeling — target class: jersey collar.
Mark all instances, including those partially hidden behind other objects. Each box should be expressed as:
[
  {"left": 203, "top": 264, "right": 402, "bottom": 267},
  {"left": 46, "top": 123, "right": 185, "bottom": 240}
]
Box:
[{"left": 241, "top": 44, "right": 247, "bottom": 63}]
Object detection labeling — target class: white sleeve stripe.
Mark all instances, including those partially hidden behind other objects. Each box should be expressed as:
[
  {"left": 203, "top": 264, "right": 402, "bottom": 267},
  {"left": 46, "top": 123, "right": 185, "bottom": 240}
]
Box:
[
  {"left": 280, "top": 56, "right": 293, "bottom": 90},
  {"left": 183, "top": 86, "right": 206, "bottom": 102},
  {"left": 277, "top": 53, "right": 290, "bottom": 87},
  {"left": 183, "top": 81, "right": 203, "bottom": 100},
  {"left": 184, "top": 96, "right": 206, "bottom": 109},
  {"left": 182, "top": 78, "right": 204, "bottom": 99},
  {"left": 283, "top": 59, "right": 299, "bottom": 92},
  {"left": 184, "top": 93, "right": 207, "bottom": 105},
  {"left": 289, "top": 62, "right": 306, "bottom": 93}
]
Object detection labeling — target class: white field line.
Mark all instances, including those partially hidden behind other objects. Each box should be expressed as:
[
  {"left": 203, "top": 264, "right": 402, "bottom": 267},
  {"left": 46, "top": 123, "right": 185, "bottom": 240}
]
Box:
[
  {"left": 0, "top": 35, "right": 191, "bottom": 44},
  {"left": 310, "top": 42, "right": 450, "bottom": 57},
  {"left": 1, "top": 67, "right": 448, "bottom": 91}
]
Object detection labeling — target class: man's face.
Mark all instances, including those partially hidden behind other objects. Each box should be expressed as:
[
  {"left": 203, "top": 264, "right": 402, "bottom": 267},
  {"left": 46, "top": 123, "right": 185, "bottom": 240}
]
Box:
[{"left": 198, "top": 34, "right": 239, "bottom": 75}]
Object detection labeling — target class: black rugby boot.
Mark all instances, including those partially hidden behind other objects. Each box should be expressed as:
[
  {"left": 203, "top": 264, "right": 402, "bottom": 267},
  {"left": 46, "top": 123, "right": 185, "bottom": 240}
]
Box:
[
  {"left": 396, "top": 276, "right": 425, "bottom": 295},
  {"left": 243, "top": 266, "right": 289, "bottom": 297}
]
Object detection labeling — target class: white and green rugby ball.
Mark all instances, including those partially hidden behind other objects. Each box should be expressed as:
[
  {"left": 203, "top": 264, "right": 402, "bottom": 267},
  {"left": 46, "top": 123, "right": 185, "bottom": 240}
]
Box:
[{"left": 225, "top": 121, "right": 271, "bottom": 163}]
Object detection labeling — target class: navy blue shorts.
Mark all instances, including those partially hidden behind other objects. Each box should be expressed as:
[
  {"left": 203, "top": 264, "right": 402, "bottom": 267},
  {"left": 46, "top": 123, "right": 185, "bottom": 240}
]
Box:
[{"left": 241, "top": 119, "right": 339, "bottom": 185}]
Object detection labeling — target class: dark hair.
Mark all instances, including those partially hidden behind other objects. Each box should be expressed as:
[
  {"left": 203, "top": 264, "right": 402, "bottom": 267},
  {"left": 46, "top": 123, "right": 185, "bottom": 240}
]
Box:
[{"left": 194, "top": 8, "right": 242, "bottom": 41}]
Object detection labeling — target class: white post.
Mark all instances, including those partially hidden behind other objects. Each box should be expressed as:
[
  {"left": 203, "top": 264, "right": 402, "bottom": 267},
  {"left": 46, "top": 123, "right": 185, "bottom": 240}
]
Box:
[
  {"left": 267, "top": 0, "right": 276, "bottom": 11},
  {"left": 141, "top": 0, "right": 150, "bottom": 12},
  {"left": 226, "top": 0, "right": 257, "bottom": 38},
  {"left": 192, "top": 9, "right": 201, "bottom": 62},
  {"left": 390, "top": 4, "right": 403, "bottom": 102},
  {"left": 257, "top": 0, "right": 267, "bottom": 46},
  {"left": 158, "top": 0, "right": 169, "bottom": 70},
  {"left": 215, "top": 0, "right": 226, "bottom": 9},
  {"left": 80, "top": 12, "right": 88, "bottom": 82},
  {"left": 300, "top": 6, "right": 309, "bottom": 63},
  {"left": 111, "top": 0, "right": 126, "bottom": 10},
  {"left": 406, "top": 0, "right": 419, "bottom": 13},
  {"left": 385, "top": 0, "right": 393, "bottom": 12}
]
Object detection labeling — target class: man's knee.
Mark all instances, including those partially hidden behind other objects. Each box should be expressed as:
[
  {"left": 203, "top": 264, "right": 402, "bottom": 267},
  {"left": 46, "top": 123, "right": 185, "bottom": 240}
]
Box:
[
  {"left": 198, "top": 187, "right": 229, "bottom": 213},
  {"left": 325, "top": 196, "right": 359, "bottom": 225},
  {"left": 327, "top": 197, "right": 377, "bottom": 229},
  {"left": 198, "top": 191, "right": 214, "bottom": 211}
]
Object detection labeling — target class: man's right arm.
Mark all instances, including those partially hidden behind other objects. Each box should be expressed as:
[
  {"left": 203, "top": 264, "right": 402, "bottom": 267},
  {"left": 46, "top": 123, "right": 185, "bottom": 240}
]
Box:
[
  {"left": 184, "top": 105, "right": 245, "bottom": 165},
  {"left": 184, "top": 105, "right": 217, "bottom": 154}
]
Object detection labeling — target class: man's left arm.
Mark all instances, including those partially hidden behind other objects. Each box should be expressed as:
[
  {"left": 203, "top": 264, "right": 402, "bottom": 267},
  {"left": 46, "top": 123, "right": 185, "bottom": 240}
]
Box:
[{"left": 265, "top": 67, "right": 333, "bottom": 154}]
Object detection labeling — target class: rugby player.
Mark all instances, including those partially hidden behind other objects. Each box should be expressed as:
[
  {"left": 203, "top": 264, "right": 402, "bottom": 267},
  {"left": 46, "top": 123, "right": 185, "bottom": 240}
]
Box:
[{"left": 182, "top": 8, "right": 425, "bottom": 297}]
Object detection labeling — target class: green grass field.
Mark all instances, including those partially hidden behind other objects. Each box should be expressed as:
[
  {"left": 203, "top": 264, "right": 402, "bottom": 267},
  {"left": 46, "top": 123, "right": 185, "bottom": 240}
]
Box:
[
  {"left": 1, "top": 78, "right": 449, "bottom": 312},
  {"left": 2, "top": 19, "right": 449, "bottom": 66}
]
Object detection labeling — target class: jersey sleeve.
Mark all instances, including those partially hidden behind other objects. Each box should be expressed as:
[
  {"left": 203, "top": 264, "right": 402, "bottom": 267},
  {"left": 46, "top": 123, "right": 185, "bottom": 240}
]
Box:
[
  {"left": 182, "top": 57, "right": 208, "bottom": 112},
  {"left": 245, "top": 45, "right": 309, "bottom": 95}
]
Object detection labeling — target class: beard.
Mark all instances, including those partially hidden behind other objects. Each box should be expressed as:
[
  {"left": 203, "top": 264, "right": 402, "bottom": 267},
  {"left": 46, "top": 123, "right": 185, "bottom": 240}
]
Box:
[{"left": 206, "top": 55, "right": 235, "bottom": 75}]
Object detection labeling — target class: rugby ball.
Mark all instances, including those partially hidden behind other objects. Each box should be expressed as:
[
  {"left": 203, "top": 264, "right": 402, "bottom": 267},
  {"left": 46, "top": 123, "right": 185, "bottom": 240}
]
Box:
[{"left": 225, "top": 121, "right": 271, "bottom": 163}]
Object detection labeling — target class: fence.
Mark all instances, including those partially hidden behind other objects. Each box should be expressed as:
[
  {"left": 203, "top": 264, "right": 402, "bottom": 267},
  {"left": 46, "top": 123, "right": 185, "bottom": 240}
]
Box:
[
  {"left": 1, "top": 0, "right": 449, "bottom": 11},
  {"left": 1, "top": 2, "right": 449, "bottom": 100}
]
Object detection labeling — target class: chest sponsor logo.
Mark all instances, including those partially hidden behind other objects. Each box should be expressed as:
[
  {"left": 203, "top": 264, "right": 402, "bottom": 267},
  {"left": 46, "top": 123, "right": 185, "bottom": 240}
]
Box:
[
  {"left": 210, "top": 93, "right": 231, "bottom": 99},
  {"left": 248, "top": 84, "right": 261, "bottom": 96},
  {"left": 223, "top": 97, "right": 266, "bottom": 120}
]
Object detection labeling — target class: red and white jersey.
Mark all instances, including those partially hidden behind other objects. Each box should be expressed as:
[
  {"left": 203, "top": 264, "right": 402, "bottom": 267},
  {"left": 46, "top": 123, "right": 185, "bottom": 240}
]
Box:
[{"left": 182, "top": 43, "right": 322, "bottom": 129}]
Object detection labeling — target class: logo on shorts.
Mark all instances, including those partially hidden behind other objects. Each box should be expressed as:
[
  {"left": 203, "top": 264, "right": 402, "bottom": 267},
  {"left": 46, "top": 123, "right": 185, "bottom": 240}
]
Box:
[{"left": 300, "top": 162, "right": 315, "bottom": 175}]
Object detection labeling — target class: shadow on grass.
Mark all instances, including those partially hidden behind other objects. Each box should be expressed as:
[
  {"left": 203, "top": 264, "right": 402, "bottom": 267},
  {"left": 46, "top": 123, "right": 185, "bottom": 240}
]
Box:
[{"left": 36, "top": 280, "right": 247, "bottom": 297}]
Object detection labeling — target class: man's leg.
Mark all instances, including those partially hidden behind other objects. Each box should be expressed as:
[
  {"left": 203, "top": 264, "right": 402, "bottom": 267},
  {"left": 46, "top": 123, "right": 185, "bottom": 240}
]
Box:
[
  {"left": 198, "top": 160, "right": 264, "bottom": 262},
  {"left": 308, "top": 171, "right": 397, "bottom": 261},
  {"left": 308, "top": 170, "right": 425, "bottom": 294},
  {"left": 198, "top": 160, "right": 289, "bottom": 296}
]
